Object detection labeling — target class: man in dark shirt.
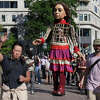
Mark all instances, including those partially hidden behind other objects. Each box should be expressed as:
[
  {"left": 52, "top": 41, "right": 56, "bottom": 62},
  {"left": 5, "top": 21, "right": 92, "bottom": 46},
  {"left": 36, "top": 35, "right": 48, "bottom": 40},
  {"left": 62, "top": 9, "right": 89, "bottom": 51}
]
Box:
[{"left": 0, "top": 34, "right": 30, "bottom": 100}]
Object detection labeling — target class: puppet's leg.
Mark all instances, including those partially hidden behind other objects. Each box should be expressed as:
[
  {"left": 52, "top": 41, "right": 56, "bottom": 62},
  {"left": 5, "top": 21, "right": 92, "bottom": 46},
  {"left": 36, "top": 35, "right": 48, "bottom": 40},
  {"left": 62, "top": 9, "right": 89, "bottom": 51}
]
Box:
[
  {"left": 57, "top": 72, "right": 66, "bottom": 96},
  {"left": 52, "top": 71, "right": 59, "bottom": 95}
]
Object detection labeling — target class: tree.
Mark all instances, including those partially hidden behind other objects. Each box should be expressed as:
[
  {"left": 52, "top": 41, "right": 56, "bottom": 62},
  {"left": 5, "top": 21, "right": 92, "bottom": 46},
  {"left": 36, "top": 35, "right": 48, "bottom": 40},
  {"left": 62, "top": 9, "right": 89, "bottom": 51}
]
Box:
[
  {"left": 24, "top": 0, "right": 53, "bottom": 41},
  {"left": 1, "top": 33, "right": 17, "bottom": 55},
  {"left": 0, "top": 24, "right": 17, "bottom": 55},
  {"left": 24, "top": 0, "right": 79, "bottom": 40},
  {"left": 0, "top": 24, "right": 3, "bottom": 32}
]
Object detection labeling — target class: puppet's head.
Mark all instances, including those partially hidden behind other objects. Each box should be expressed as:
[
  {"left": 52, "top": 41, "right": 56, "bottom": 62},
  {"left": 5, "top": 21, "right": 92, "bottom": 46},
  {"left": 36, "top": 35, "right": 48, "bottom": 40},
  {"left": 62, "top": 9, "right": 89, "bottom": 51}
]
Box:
[{"left": 52, "top": 2, "right": 70, "bottom": 23}]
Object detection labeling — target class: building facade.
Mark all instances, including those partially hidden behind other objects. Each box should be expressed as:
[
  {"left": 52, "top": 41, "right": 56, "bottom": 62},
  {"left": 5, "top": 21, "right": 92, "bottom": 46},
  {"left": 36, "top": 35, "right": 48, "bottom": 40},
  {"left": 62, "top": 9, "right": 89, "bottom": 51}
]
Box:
[
  {"left": 75, "top": 0, "right": 100, "bottom": 54},
  {"left": 0, "top": 0, "right": 28, "bottom": 34},
  {"left": 0, "top": 0, "right": 100, "bottom": 53}
]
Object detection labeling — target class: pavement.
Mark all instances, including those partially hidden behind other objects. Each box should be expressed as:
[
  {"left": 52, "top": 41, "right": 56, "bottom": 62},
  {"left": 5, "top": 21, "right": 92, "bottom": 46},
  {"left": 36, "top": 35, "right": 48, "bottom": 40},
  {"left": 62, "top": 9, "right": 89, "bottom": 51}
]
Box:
[{"left": 28, "top": 82, "right": 87, "bottom": 100}]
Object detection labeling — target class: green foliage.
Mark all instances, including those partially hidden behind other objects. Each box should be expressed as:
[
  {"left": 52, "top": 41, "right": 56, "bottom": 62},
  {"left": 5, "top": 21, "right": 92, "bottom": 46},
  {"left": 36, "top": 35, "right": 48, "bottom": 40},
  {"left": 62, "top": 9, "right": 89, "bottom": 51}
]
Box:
[
  {"left": 24, "top": 0, "right": 79, "bottom": 41},
  {"left": 0, "top": 24, "right": 3, "bottom": 32},
  {"left": 1, "top": 33, "right": 17, "bottom": 55},
  {"left": 24, "top": 0, "right": 54, "bottom": 40}
]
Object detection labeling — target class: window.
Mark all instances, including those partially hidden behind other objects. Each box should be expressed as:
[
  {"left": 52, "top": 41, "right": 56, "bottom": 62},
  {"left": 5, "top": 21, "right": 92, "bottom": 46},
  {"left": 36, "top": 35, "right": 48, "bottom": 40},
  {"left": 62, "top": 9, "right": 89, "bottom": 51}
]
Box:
[
  {"left": 79, "top": 14, "right": 83, "bottom": 21},
  {"left": 0, "top": 1, "right": 17, "bottom": 8},
  {"left": 80, "top": 29, "right": 90, "bottom": 36},
  {"left": 79, "top": 13, "right": 90, "bottom": 21},
  {"left": 2, "top": 28, "right": 7, "bottom": 32},
  {"left": 2, "top": 15, "right": 5, "bottom": 22},
  {"left": 94, "top": 6, "right": 97, "bottom": 13},
  {"left": 79, "top": 1, "right": 88, "bottom": 6},
  {"left": 84, "top": 14, "right": 87, "bottom": 21},
  {"left": 4, "top": 1, "right": 9, "bottom": 8},
  {"left": 12, "top": 15, "right": 16, "bottom": 22},
  {"left": 10, "top": 28, "right": 17, "bottom": 34},
  {"left": 88, "top": 14, "right": 90, "bottom": 21},
  {"left": 0, "top": 1, "right": 3, "bottom": 8},
  {"left": 10, "top": 1, "right": 17, "bottom": 8},
  {"left": 24, "top": 1, "right": 28, "bottom": 8},
  {"left": 95, "top": 30, "right": 97, "bottom": 39}
]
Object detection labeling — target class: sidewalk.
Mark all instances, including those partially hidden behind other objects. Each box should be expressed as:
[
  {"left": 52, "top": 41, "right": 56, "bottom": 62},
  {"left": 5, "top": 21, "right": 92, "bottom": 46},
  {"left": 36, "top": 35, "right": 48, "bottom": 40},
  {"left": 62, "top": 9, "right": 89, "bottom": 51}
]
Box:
[{"left": 28, "top": 82, "right": 87, "bottom": 100}]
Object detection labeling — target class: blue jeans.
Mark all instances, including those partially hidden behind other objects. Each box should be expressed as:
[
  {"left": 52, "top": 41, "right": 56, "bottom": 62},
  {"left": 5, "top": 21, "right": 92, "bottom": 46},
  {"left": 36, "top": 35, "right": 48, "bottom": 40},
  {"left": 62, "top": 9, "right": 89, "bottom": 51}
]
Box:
[
  {"left": 30, "top": 71, "right": 34, "bottom": 91},
  {"left": 35, "top": 66, "right": 41, "bottom": 83}
]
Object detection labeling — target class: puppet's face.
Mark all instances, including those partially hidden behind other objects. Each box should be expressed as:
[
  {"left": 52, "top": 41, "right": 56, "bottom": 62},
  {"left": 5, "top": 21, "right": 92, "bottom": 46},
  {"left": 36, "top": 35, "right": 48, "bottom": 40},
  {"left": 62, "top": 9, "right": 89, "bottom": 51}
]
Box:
[{"left": 54, "top": 4, "right": 66, "bottom": 20}]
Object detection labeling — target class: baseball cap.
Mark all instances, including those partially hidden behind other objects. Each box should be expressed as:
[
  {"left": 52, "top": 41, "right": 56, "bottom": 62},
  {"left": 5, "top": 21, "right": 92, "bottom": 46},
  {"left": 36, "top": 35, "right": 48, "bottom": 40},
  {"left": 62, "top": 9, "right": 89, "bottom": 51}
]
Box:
[{"left": 93, "top": 39, "right": 100, "bottom": 45}]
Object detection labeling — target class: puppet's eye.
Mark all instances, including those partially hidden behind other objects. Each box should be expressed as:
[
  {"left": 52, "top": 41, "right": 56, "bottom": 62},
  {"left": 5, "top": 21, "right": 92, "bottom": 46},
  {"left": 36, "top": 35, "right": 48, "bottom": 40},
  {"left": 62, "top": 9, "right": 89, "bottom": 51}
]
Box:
[{"left": 58, "top": 8, "right": 62, "bottom": 12}]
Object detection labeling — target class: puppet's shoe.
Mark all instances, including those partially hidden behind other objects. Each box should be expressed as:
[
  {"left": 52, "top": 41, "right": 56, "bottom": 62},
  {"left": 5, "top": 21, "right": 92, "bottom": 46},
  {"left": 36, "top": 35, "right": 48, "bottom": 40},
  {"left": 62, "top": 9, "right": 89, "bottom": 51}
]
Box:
[
  {"left": 57, "top": 91, "right": 65, "bottom": 96},
  {"left": 57, "top": 88, "right": 65, "bottom": 96}
]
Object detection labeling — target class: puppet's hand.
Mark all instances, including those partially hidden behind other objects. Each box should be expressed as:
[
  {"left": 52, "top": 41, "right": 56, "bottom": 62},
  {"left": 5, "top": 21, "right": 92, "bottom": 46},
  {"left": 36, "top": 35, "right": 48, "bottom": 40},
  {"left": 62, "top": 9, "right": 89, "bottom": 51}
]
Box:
[
  {"left": 77, "top": 51, "right": 86, "bottom": 62},
  {"left": 32, "top": 39, "right": 41, "bottom": 45}
]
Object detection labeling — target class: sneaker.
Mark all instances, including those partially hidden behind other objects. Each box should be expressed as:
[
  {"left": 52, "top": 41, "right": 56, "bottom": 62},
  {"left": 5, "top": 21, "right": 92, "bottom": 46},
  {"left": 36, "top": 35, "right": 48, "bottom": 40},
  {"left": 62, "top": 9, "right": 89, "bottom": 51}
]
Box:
[{"left": 71, "top": 82, "right": 76, "bottom": 86}]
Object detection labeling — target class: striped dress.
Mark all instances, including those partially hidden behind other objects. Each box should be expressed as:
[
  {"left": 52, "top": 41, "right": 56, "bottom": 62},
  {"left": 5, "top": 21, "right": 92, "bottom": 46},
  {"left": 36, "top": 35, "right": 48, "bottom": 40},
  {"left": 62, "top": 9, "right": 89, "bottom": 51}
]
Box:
[{"left": 40, "top": 19, "right": 80, "bottom": 72}]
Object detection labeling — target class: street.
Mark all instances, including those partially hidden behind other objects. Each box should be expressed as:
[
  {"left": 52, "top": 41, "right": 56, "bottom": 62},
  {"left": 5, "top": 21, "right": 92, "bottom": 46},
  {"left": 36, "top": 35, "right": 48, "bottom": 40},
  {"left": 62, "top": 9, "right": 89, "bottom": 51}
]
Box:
[{"left": 28, "top": 82, "right": 87, "bottom": 100}]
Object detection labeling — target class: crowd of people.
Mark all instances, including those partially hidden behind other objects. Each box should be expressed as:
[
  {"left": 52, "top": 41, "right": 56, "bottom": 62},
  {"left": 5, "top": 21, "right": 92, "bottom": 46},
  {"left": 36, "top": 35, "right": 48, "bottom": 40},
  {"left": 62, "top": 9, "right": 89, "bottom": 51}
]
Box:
[
  {"left": 20, "top": 54, "right": 53, "bottom": 95},
  {"left": 0, "top": 1, "right": 100, "bottom": 100},
  {"left": 0, "top": 34, "right": 100, "bottom": 100}
]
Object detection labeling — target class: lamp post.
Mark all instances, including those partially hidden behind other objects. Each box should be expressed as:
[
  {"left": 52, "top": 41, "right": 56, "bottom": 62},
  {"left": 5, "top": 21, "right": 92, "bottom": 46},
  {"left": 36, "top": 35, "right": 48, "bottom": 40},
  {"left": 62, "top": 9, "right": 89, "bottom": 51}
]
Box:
[{"left": 78, "top": 13, "right": 81, "bottom": 50}]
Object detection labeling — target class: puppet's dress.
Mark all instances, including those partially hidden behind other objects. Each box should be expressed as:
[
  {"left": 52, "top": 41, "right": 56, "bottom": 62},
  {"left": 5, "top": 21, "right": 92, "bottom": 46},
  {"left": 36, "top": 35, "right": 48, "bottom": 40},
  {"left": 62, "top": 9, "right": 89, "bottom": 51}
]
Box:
[{"left": 41, "top": 20, "right": 80, "bottom": 73}]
